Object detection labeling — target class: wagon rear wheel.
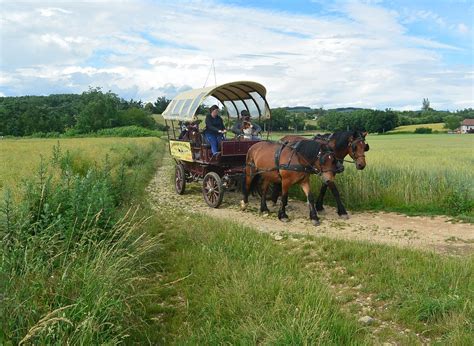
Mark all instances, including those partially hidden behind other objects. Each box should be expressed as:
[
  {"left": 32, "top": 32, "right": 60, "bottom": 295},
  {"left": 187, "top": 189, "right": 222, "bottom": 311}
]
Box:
[
  {"left": 175, "top": 163, "right": 186, "bottom": 195},
  {"left": 202, "top": 172, "right": 224, "bottom": 208}
]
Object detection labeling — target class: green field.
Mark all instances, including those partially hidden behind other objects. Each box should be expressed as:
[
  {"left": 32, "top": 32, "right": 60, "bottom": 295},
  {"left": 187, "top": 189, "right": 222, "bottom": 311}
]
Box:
[
  {"left": 292, "top": 134, "right": 474, "bottom": 220},
  {"left": 0, "top": 137, "right": 160, "bottom": 193},
  {"left": 1, "top": 136, "right": 472, "bottom": 344},
  {"left": 389, "top": 123, "right": 448, "bottom": 133}
]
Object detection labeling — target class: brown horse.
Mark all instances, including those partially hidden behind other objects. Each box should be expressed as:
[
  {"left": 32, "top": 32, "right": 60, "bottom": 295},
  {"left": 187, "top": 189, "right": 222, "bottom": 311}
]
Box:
[
  {"left": 241, "top": 139, "right": 337, "bottom": 226},
  {"left": 278, "top": 131, "right": 369, "bottom": 218}
]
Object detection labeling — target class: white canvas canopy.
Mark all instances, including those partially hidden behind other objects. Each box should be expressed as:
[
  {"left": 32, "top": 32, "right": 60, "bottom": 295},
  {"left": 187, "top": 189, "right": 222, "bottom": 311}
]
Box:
[{"left": 161, "top": 81, "right": 271, "bottom": 121}]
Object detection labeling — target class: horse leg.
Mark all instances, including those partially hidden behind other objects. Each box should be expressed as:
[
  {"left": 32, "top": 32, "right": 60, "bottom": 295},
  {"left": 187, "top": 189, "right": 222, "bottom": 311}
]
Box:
[
  {"left": 278, "top": 180, "right": 290, "bottom": 222},
  {"left": 300, "top": 179, "right": 320, "bottom": 226},
  {"left": 315, "top": 183, "right": 328, "bottom": 212},
  {"left": 327, "top": 181, "right": 349, "bottom": 219},
  {"left": 271, "top": 183, "right": 281, "bottom": 206},
  {"left": 260, "top": 179, "right": 270, "bottom": 215}
]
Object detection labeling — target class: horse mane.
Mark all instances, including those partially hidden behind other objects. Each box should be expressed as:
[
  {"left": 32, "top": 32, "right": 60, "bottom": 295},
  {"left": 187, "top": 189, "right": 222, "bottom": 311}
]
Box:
[
  {"left": 292, "top": 140, "right": 322, "bottom": 164},
  {"left": 331, "top": 130, "right": 364, "bottom": 150}
]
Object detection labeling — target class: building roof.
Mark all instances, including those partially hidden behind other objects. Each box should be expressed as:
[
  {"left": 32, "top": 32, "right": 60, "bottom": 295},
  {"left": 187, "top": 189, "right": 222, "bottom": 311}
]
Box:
[{"left": 461, "top": 119, "right": 474, "bottom": 126}]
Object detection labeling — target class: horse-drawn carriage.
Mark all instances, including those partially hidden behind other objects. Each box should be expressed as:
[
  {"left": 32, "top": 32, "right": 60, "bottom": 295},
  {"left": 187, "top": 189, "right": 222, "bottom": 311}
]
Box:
[{"left": 162, "top": 81, "right": 271, "bottom": 208}]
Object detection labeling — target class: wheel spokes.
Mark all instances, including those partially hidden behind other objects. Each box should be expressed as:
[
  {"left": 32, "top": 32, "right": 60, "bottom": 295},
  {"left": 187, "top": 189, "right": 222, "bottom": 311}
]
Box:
[{"left": 205, "top": 177, "right": 219, "bottom": 204}]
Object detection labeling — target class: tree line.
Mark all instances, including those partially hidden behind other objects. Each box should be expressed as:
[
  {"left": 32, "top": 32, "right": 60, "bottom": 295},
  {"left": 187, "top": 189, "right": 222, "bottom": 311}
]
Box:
[
  {"left": 1, "top": 90, "right": 472, "bottom": 136},
  {"left": 0, "top": 88, "right": 170, "bottom": 137}
]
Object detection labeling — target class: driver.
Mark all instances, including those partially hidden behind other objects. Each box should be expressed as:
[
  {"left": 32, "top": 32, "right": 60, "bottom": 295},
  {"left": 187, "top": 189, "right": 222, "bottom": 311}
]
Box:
[{"left": 204, "top": 105, "right": 226, "bottom": 154}]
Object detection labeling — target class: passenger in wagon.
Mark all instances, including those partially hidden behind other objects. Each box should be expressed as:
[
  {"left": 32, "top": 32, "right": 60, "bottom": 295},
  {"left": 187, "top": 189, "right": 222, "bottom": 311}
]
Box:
[
  {"left": 232, "top": 110, "right": 262, "bottom": 139},
  {"left": 204, "top": 105, "right": 227, "bottom": 154}
]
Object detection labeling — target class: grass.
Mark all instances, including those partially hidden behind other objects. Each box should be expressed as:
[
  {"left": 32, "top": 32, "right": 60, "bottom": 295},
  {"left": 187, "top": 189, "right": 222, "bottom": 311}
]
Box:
[
  {"left": 0, "top": 137, "right": 159, "bottom": 194},
  {"left": 283, "top": 236, "right": 473, "bottom": 344},
  {"left": 389, "top": 123, "right": 448, "bottom": 133},
  {"left": 0, "top": 138, "right": 165, "bottom": 344},
  {"left": 138, "top": 207, "right": 473, "bottom": 344},
  {"left": 293, "top": 133, "right": 474, "bottom": 220},
  {"left": 2, "top": 136, "right": 472, "bottom": 343},
  {"left": 138, "top": 210, "right": 369, "bottom": 344}
]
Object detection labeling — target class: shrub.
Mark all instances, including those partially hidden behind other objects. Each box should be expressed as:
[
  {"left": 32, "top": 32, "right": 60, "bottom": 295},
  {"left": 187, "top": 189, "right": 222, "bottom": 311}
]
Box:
[
  {"left": 0, "top": 142, "right": 162, "bottom": 344},
  {"left": 414, "top": 127, "right": 432, "bottom": 134},
  {"left": 305, "top": 124, "right": 319, "bottom": 131},
  {"left": 96, "top": 125, "right": 162, "bottom": 137}
]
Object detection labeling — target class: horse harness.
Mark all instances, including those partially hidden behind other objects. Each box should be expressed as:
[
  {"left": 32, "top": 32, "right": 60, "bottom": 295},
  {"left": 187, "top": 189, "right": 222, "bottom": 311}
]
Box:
[
  {"left": 247, "top": 140, "right": 333, "bottom": 177},
  {"left": 316, "top": 135, "right": 367, "bottom": 165}
]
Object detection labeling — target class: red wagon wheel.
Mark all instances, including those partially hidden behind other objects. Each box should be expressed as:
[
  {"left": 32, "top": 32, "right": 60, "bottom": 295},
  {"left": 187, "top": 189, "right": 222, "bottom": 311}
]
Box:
[
  {"left": 202, "top": 172, "right": 224, "bottom": 208},
  {"left": 175, "top": 163, "right": 186, "bottom": 195}
]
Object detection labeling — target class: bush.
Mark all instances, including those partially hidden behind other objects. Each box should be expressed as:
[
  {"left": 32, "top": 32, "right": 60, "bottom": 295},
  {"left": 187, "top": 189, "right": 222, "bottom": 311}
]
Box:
[
  {"left": 305, "top": 123, "right": 319, "bottom": 131},
  {"left": 0, "top": 142, "right": 162, "bottom": 344},
  {"left": 414, "top": 127, "right": 432, "bottom": 134}
]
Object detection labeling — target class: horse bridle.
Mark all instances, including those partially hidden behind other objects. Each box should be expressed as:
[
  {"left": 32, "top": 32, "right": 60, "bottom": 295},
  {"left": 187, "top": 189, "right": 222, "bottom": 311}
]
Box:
[
  {"left": 294, "top": 147, "right": 336, "bottom": 174},
  {"left": 344, "top": 137, "right": 367, "bottom": 163}
]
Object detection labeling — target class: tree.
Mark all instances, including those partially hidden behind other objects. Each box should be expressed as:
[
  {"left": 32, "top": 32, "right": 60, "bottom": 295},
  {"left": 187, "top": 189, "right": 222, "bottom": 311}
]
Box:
[
  {"left": 444, "top": 115, "right": 462, "bottom": 130},
  {"left": 153, "top": 96, "right": 171, "bottom": 114},
  {"left": 422, "top": 98, "right": 432, "bottom": 112},
  {"left": 75, "top": 89, "right": 120, "bottom": 133},
  {"left": 119, "top": 107, "right": 155, "bottom": 129}
]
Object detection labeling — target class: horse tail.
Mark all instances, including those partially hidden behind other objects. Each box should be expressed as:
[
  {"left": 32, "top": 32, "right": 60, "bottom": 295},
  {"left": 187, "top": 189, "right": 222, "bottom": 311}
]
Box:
[
  {"left": 249, "top": 173, "right": 261, "bottom": 195},
  {"left": 242, "top": 148, "right": 261, "bottom": 204}
]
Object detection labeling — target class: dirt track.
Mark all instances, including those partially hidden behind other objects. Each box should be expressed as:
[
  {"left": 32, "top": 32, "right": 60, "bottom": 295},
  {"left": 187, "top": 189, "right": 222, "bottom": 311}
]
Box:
[{"left": 148, "top": 155, "right": 474, "bottom": 256}]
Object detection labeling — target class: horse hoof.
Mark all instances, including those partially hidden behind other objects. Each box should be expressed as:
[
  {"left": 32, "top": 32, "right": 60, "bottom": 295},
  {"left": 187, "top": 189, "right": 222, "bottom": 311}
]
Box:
[
  {"left": 312, "top": 219, "right": 320, "bottom": 226},
  {"left": 262, "top": 211, "right": 269, "bottom": 217},
  {"left": 339, "top": 214, "right": 349, "bottom": 220},
  {"left": 280, "top": 217, "right": 290, "bottom": 223},
  {"left": 240, "top": 200, "right": 248, "bottom": 211}
]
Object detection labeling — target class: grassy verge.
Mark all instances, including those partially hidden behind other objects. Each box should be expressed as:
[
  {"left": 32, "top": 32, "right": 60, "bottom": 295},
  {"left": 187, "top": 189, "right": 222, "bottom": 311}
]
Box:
[
  {"left": 139, "top": 211, "right": 368, "bottom": 344},
  {"left": 283, "top": 235, "right": 473, "bottom": 344},
  {"left": 0, "top": 139, "right": 165, "bottom": 344},
  {"left": 139, "top": 209, "right": 472, "bottom": 344}
]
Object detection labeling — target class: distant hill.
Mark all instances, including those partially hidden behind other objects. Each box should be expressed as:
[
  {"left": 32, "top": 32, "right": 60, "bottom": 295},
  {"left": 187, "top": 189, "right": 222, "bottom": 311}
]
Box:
[
  {"left": 283, "top": 106, "right": 312, "bottom": 112},
  {"left": 281, "top": 106, "right": 367, "bottom": 113},
  {"left": 331, "top": 107, "right": 366, "bottom": 112}
]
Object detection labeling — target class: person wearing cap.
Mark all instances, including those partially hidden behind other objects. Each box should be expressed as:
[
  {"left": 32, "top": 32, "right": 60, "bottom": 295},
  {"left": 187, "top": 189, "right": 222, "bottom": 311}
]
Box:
[
  {"left": 231, "top": 110, "right": 262, "bottom": 139},
  {"left": 204, "top": 105, "right": 226, "bottom": 154}
]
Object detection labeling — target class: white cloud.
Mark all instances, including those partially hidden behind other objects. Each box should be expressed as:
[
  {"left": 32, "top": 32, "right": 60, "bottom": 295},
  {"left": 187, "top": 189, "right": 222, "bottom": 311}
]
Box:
[
  {"left": 37, "top": 7, "right": 72, "bottom": 17},
  {"left": 0, "top": 0, "right": 472, "bottom": 110},
  {"left": 457, "top": 23, "right": 469, "bottom": 34}
]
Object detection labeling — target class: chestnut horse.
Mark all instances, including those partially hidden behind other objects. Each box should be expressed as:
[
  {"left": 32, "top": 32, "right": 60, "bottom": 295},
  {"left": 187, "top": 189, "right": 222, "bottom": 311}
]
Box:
[
  {"left": 241, "top": 139, "right": 337, "bottom": 226},
  {"left": 277, "top": 131, "right": 369, "bottom": 218}
]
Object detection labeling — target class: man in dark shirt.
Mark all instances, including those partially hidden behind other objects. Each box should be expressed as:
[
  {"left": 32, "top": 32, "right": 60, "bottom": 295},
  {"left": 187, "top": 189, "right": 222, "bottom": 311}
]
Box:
[{"left": 204, "top": 105, "right": 227, "bottom": 154}]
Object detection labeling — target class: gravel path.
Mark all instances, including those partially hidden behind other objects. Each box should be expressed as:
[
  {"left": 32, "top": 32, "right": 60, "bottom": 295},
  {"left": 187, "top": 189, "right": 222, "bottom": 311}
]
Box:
[{"left": 147, "top": 155, "right": 474, "bottom": 256}]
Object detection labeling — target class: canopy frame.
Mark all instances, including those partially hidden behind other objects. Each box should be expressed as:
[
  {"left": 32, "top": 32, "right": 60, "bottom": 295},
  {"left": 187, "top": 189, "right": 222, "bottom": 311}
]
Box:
[{"left": 161, "top": 81, "right": 271, "bottom": 121}]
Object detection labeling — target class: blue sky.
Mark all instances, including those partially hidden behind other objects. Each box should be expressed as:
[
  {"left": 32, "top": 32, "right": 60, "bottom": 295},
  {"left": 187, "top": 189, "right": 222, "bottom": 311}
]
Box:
[{"left": 0, "top": 0, "right": 472, "bottom": 110}]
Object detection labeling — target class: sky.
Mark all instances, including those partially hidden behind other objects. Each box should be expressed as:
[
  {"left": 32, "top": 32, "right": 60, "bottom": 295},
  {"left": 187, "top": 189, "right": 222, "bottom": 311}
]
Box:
[{"left": 0, "top": 0, "right": 473, "bottom": 110}]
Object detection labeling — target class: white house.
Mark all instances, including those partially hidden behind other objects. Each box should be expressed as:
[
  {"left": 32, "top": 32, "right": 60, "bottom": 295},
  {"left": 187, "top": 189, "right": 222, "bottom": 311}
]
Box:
[{"left": 460, "top": 119, "right": 474, "bottom": 134}]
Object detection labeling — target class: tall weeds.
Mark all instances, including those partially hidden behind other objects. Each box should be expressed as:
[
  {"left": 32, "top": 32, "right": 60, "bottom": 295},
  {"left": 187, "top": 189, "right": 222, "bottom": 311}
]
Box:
[{"left": 0, "top": 140, "right": 163, "bottom": 344}]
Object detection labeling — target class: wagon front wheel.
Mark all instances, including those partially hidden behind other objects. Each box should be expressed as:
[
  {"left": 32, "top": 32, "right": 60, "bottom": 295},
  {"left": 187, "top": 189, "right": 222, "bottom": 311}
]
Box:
[
  {"left": 175, "top": 164, "right": 186, "bottom": 195},
  {"left": 202, "top": 172, "right": 224, "bottom": 208}
]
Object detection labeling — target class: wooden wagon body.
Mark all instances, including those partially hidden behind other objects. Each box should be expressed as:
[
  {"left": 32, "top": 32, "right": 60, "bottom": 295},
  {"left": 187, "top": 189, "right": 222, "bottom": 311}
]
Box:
[{"left": 162, "top": 81, "right": 271, "bottom": 207}]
